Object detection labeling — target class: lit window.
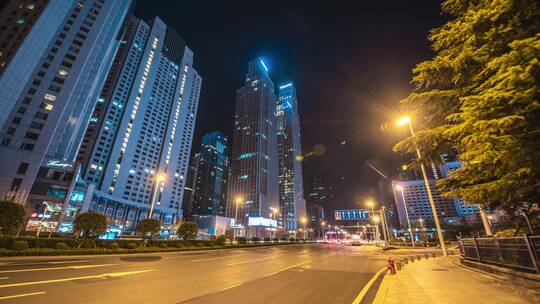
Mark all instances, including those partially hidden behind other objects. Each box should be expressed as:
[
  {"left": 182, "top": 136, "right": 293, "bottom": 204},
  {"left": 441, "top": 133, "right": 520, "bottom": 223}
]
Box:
[
  {"left": 58, "top": 69, "right": 69, "bottom": 76},
  {"left": 16, "top": 18, "right": 25, "bottom": 24},
  {"left": 42, "top": 103, "right": 53, "bottom": 111},
  {"left": 44, "top": 94, "right": 57, "bottom": 101}
]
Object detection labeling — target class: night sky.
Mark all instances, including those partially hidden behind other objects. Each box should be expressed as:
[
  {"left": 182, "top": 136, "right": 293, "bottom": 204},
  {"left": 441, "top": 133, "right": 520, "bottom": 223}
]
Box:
[{"left": 133, "top": 1, "right": 448, "bottom": 216}]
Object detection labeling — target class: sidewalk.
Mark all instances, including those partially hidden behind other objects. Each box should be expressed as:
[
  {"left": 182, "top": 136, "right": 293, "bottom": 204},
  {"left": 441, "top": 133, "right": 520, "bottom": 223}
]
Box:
[{"left": 373, "top": 256, "right": 540, "bottom": 304}]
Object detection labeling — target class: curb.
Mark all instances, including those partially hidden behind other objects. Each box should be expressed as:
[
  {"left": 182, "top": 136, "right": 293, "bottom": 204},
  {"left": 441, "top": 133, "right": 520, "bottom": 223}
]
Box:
[{"left": 460, "top": 258, "right": 540, "bottom": 283}]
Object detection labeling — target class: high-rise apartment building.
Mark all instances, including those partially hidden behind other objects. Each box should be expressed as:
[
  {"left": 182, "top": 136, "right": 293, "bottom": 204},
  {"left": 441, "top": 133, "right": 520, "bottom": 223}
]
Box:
[
  {"left": 0, "top": 0, "right": 49, "bottom": 75},
  {"left": 277, "top": 82, "right": 306, "bottom": 231},
  {"left": 226, "top": 58, "right": 279, "bottom": 223},
  {"left": 192, "top": 131, "right": 229, "bottom": 216},
  {"left": 76, "top": 16, "right": 201, "bottom": 225},
  {"left": 0, "top": 0, "right": 133, "bottom": 204}
]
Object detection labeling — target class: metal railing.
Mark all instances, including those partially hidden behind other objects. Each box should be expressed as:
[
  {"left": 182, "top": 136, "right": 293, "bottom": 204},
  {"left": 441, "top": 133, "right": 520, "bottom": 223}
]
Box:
[{"left": 458, "top": 235, "right": 540, "bottom": 274}]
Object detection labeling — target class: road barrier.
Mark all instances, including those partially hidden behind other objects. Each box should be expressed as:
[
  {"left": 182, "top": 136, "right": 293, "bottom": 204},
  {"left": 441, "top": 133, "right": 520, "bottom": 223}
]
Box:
[{"left": 458, "top": 235, "right": 540, "bottom": 274}]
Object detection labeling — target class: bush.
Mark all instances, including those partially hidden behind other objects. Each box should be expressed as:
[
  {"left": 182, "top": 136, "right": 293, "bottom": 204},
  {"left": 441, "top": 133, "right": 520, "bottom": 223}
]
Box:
[
  {"left": 13, "top": 240, "right": 29, "bottom": 250},
  {"left": 135, "top": 219, "right": 161, "bottom": 239},
  {"left": 55, "top": 242, "right": 69, "bottom": 250},
  {"left": 126, "top": 242, "right": 137, "bottom": 249},
  {"left": 174, "top": 241, "right": 186, "bottom": 248},
  {"left": 263, "top": 237, "right": 271, "bottom": 243},
  {"left": 237, "top": 237, "right": 247, "bottom": 244},
  {"left": 109, "top": 242, "right": 119, "bottom": 250},
  {"left": 177, "top": 222, "right": 198, "bottom": 240},
  {"left": 73, "top": 212, "right": 108, "bottom": 238},
  {"left": 0, "top": 200, "right": 27, "bottom": 236},
  {"left": 158, "top": 243, "right": 168, "bottom": 248},
  {"left": 78, "top": 239, "right": 96, "bottom": 248},
  {"left": 251, "top": 237, "right": 261, "bottom": 243},
  {"left": 215, "top": 235, "right": 226, "bottom": 245}
]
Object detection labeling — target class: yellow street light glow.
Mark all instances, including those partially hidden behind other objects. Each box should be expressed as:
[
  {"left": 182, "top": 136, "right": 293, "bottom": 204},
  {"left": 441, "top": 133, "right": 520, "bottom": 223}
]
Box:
[
  {"left": 301, "top": 217, "right": 307, "bottom": 224},
  {"left": 396, "top": 116, "right": 410, "bottom": 127},
  {"left": 396, "top": 185, "right": 403, "bottom": 190},
  {"left": 235, "top": 197, "right": 243, "bottom": 204},
  {"left": 367, "top": 201, "right": 374, "bottom": 207},
  {"left": 373, "top": 216, "right": 380, "bottom": 222}
]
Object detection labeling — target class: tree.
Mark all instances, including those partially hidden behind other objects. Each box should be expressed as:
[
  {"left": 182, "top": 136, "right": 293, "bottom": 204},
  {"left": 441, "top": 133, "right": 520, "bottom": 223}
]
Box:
[
  {"left": 0, "top": 200, "right": 27, "bottom": 236},
  {"left": 73, "top": 212, "right": 108, "bottom": 238},
  {"left": 135, "top": 218, "right": 161, "bottom": 240},
  {"left": 394, "top": 0, "right": 540, "bottom": 214},
  {"left": 177, "top": 222, "right": 198, "bottom": 240}
]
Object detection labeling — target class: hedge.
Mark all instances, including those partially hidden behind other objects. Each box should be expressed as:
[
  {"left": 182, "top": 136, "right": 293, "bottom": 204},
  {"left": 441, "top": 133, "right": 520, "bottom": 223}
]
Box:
[{"left": 0, "top": 237, "right": 311, "bottom": 256}]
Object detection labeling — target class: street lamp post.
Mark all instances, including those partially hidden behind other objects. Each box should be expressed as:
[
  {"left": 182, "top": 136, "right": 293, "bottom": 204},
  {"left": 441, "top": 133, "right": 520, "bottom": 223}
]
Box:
[
  {"left": 397, "top": 117, "right": 447, "bottom": 256},
  {"left": 36, "top": 202, "right": 51, "bottom": 237},
  {"left": 149, "top": 173, "right": 166, "bottom": 219},
  {"left": 233, "top": 197, "right": 243, "bottom": 243},
  {"left": 301, "top": 217, "right": 307, "bottom": 240},
  {"left": 367, "top": 201, "right": 380, "bottom": 243},
  {"left": 396, "top": 185, "right": 415, "bottom": 247},
  {"left": 419, "top": 218, "right": 426, "bottom": 245}
]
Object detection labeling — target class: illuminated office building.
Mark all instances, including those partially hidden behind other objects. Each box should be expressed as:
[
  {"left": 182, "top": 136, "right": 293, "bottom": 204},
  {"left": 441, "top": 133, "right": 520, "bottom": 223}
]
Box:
[
  {"left": 277, "top": 82, "right": 306, "bottom": 231},
  {"left": 226, "top": 58, "right": 279, "bottom": 224}
]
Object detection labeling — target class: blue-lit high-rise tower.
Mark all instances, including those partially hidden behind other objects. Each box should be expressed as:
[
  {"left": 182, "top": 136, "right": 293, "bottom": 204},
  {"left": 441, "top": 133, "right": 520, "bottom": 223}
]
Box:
[
  {"left": 277, "top": 82, "right": 306, "bottom": 232},
  {"left": 226, "top": 59, "right": 279, "bottom": 223},
  {"left": 0, "top": 0, "right": 133, "bottom": 202},
  {"left": 76, "top": 16, "right": 202, "bottom": 227},
  {"left": 192, "top": 131, "right": 229, "bottom": 216}
]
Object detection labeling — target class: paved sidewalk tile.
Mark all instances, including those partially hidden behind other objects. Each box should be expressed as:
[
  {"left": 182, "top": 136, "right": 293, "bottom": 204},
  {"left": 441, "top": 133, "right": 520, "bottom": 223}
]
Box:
[{"left": 374, "top": 256, "right": 540, "bottom": 304}]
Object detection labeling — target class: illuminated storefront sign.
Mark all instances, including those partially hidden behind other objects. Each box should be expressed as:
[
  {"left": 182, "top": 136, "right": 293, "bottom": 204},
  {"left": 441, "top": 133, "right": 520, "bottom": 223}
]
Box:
[{"left": 248, "top": 217, "right": 277, "bottom": 228}]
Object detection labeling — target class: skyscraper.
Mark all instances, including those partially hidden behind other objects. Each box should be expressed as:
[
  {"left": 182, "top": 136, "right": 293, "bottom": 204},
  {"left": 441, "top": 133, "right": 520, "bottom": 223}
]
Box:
[
  {"left": 306, "top": 173, "right": 328, "bottom": 233},
  {"left": 192, "top": 131, "right": 229, "bottom": 216},
  {"left": 75, "top": 16, "right": 202, "bottom": 225},
  {"left": 277, "top": 82, "right": 306, "bottom": 231},
  {"left": 181, "top": 153, "right": 199, "bottom": 219},
  {"left": 0, "top": 0, "right": 133, "bottom": 200},
  {"left": 226, "top": 58, "right": 279, "bottom": 224},
  {"left": 0, "top": 0, "right": 49, "bottom": 75}
]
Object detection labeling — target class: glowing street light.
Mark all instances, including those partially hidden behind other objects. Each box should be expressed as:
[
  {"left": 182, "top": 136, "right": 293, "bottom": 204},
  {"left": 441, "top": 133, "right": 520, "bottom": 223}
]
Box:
[
  {"left": 396, "top": 116, "right": 447, "bottom": 256},
  {"left": 149, "top": 173, "right": 166, "bottom": 219},
  {"left": 301, "top": 217, "right": 307, "bottom": 240},
  {"left": 233, "top": 197, "right": 244, "bottom": 243}
]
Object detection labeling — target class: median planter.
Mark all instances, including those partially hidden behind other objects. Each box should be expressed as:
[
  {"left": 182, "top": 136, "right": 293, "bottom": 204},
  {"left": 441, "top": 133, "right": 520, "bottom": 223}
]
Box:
[{"left": 0, "top": 237, "right": 314, "bottom": 256}]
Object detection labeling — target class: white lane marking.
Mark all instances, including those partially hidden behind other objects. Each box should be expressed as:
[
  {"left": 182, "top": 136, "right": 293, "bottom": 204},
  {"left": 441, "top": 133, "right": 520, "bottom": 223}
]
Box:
[
  {"left": 227, "top": 257, "right": 273, "bottom": 266},
  {"left": 0, "top": 291, "right": 46, "bottom": 300},
  {"left": 351, "top": 267, "right": 387, "bottom": 304},
  {"left": 219, "top": 283, "right": 242, "bottom": 292},
  {"left": 0, "top": 264, "right": 117, "bottom": 274},
  {"left": 260, "top": 261, "right": 312, "bottom": 278},
  {"left": 190, "top": 256, "right": 238, "bottom": 262},
  {"left": 0, "top": 260, "right": 91, "bottom": 267},
  {"left": 0, "top": 269, "right": 156, "bottom": 288}
]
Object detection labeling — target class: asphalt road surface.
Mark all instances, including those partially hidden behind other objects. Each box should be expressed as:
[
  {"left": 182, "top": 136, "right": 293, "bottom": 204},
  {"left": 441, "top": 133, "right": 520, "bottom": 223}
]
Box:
[{"left": 0, "top": 244, "right": 391, "bottom": 304}]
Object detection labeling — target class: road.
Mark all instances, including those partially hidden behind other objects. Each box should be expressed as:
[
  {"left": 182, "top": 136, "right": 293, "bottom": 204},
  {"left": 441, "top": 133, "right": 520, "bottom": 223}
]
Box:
[{"left": 0, "top": 244, "right": 391, "bottom": 303}]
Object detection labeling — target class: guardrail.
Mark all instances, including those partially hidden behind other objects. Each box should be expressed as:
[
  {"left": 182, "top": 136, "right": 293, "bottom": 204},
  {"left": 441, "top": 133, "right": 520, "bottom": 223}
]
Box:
[{"left": 458, "top": 235, "right": 540, "bottom": 274}]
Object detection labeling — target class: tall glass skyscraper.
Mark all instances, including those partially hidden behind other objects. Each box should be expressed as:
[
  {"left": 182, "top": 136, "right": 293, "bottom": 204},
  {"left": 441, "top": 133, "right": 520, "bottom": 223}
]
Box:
[
  {"left": 76, "top": 16, "right": 202, "bottom": 226},
  {"left": 277, "top": 82, "right": 306, "bottom": 231},
  {"left": 192, "top": 131, "right": 229, "bottom": 216},
  {"left": 0, "top": 0, "right": 133, "bottom": 200},
  {"left": 226, "top": 58, "right": 279, "bottom": 223}
]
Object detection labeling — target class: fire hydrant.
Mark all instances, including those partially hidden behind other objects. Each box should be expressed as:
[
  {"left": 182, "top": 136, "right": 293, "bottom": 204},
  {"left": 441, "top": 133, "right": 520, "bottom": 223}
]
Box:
[{"left": 388, "top": 258, "right": 396, "bottom": 275}]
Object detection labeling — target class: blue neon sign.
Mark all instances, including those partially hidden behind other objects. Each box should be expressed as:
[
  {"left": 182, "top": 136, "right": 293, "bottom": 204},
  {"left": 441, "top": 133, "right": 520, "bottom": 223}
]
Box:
[
  {"left": 334, "top": 209, "right": 370, "bottom": 221},
  {"left": 260, "top": 59, "right": 268, "bottom": 72}
]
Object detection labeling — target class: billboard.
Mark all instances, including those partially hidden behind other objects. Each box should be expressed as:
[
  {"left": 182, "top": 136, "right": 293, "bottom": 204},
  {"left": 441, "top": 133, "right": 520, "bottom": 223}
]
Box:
[
  {"left": 248, "top": 217, "right": 278, "bottom": 228},
  {"left": 334, "top": 209, "right": 370, "bottom": 221}
]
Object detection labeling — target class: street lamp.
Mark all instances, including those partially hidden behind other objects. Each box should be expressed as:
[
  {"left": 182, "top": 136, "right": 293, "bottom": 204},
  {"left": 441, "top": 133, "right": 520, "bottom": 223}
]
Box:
[
  {"left": 397, "top": 116, "right": 447, "bottom": 256},
  {"left": 321, "top": 221, "right": 326, "bottom": 240},
  {"left": 36, "top": 202, "right": 51, "bottom": 237},
  {"left": 396, "top": 185, "right": 415, "bottom": 248},
  {"left": 301, "top": 217, "right": 307, "bottom": 240},
  {"left": 149, "top": 173, "right": 166, "bottom": 219},
  {"left": 233, "top": 197, "right": 243, "bottom": 243},
  {"left": 418, "top": 218, "right": 426, "bottom": 245},
  {"left": 366, "top": 201, "right": 380, "bottom": 243}
]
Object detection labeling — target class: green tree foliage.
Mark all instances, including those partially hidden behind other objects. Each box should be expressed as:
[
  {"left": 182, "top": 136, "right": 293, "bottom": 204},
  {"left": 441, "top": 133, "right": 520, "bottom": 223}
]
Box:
[
  {"left": 177, "top": 222, "right": 198, "bottom": 240},
  {"left": 73, "top": 212, "right": 108, "bottom": 238},
  {"left": 135, "top": 218, "right": 161, "bottom": 239},
  {"left": 0, "top": 200, "right": 27, "bottom": 236},
  {"left": 394, "top": 0, "right": 540, "bottom": 210}
]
